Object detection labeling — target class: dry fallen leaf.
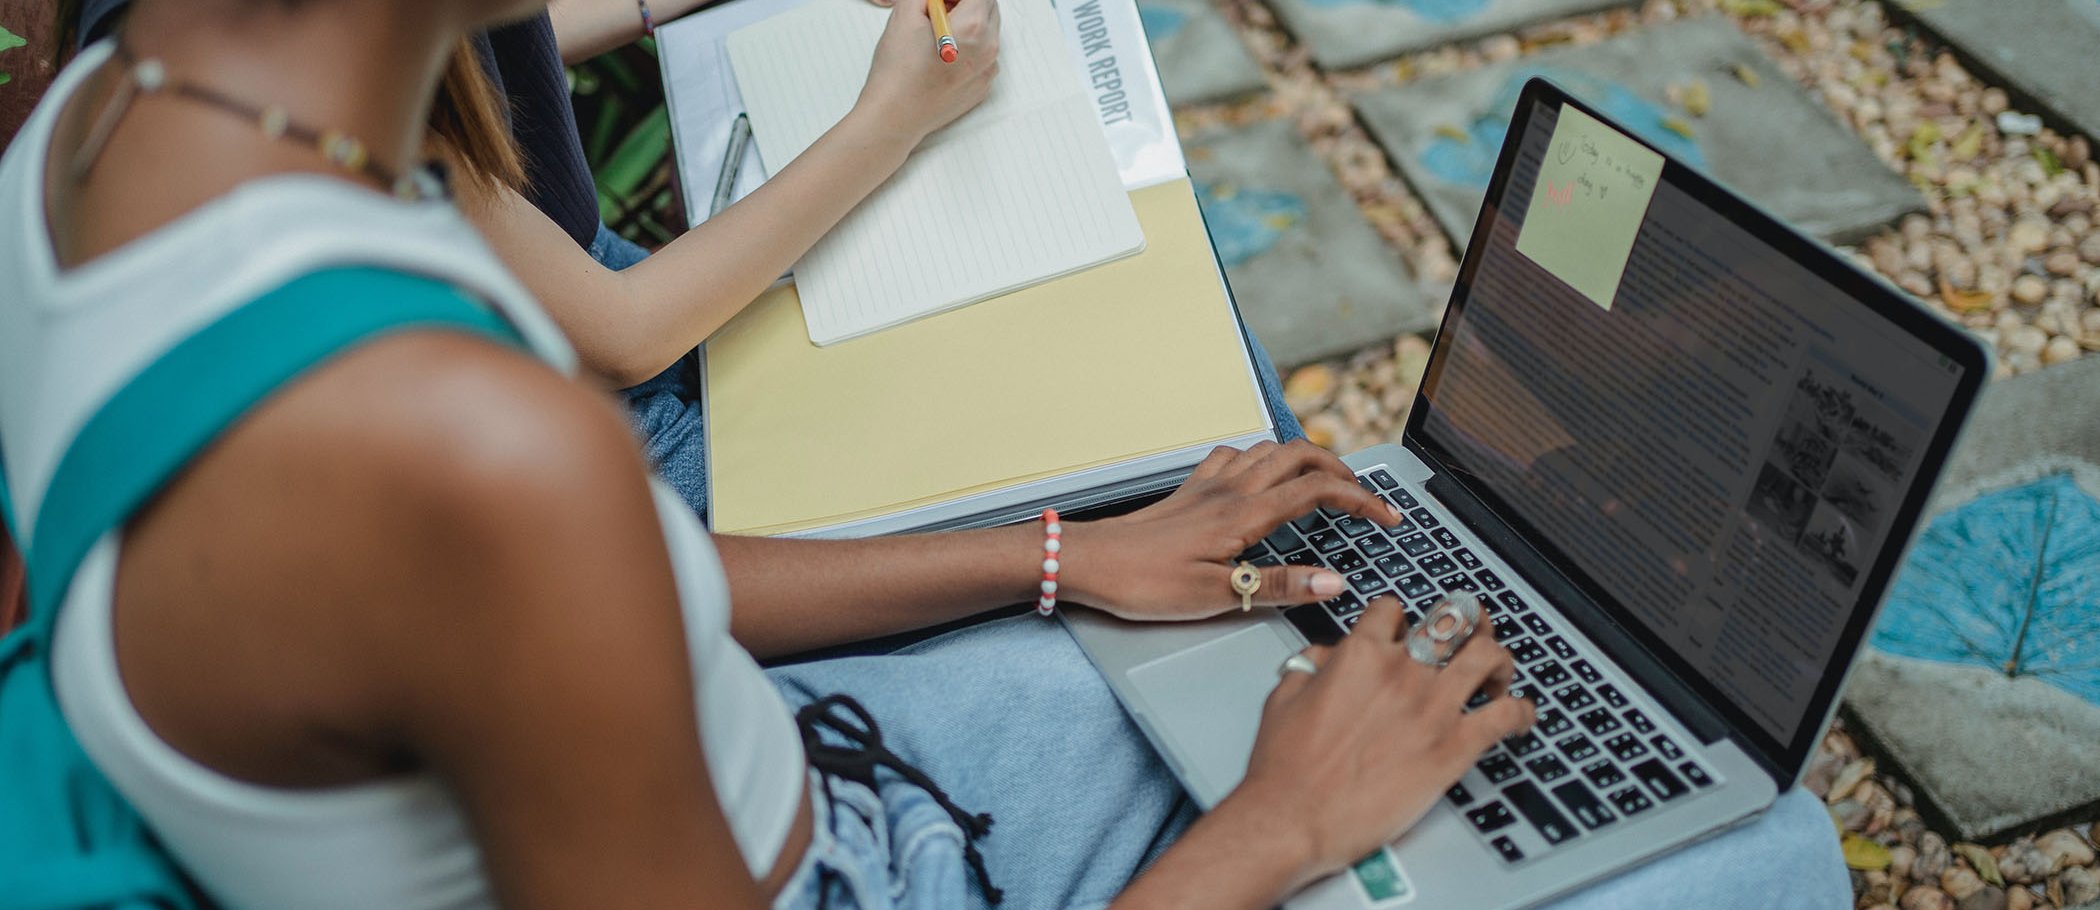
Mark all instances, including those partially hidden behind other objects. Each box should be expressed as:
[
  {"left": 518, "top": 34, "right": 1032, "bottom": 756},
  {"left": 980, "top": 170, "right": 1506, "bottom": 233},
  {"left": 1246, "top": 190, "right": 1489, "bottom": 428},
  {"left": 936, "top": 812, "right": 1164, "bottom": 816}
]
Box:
[
  {"left": 1951, "top": 124, "right": 1985, "bottom": 161},
  {"left": 1682, "top": 79, "right": 1712, "bottom": 118},
  {"left": 1434, "top": 124, "right": 1472, "bottom": 143},
  {"left": 1938, "top": 279, "right": 1994, "bottom": 312},
  {"left": 1284, "top": 364, "right": 1337, "bottom": 409},
  {"left": 1844, "top": 834, "right": 1894, "bottom": 871},
  {"left": 1954, "top": 843, "right": 2004, "bottom": 887},
  {"left": 1908, "top": 122, "right": 1942, "bottom": 160},
  {"left": 1662, "top": 117, "right": 1697, "bottom": 140},
  {"left": 1718, "top": 0, "right": 1784, "bottom": 15},
  {"left": 1731, "top": 62, "right": 1762, "bottom": 87}
]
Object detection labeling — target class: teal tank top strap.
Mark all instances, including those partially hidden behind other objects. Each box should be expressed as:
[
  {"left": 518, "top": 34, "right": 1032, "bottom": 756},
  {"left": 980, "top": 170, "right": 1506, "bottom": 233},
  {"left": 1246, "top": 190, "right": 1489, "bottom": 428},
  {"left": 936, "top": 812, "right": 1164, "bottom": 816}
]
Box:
[
  {"left": 15, "top": 265, "right": 527, "bottom": 630},
  {"left": 0, "top": 266, "right": 527, "bottom": 910}
]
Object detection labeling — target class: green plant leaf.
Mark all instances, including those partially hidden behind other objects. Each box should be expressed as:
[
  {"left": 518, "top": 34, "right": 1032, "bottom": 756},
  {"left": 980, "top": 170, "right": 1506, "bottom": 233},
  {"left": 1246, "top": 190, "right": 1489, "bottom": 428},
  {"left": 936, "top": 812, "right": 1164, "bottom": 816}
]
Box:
[
  {"left": 0, "top": 73, "right": 12, "bottom": 86},
  {"left": 587, "top": 95, "right": 629, "bottom": 164},
  {"left": 0, "top": 25, "right": 27, "bottom": 52},
  {"left": 596, "top": 53, "right": 641, "bottom": 94},
  {"left": 593, "top": 103, "right": 671, "bottom": 220},
  {"left": 567, "top": 65, "right": 598, "bottom": 96},
  {"left": 2036, "top": 146, "right": 2066, "bottom": 177}
]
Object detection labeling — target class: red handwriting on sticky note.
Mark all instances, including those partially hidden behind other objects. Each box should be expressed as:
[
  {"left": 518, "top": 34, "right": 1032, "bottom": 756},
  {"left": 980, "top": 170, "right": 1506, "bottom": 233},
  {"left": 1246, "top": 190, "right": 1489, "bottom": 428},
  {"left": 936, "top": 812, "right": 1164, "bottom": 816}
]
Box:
[{"left": 1514, "top": 105, "right": 1665, "bottom": 311}]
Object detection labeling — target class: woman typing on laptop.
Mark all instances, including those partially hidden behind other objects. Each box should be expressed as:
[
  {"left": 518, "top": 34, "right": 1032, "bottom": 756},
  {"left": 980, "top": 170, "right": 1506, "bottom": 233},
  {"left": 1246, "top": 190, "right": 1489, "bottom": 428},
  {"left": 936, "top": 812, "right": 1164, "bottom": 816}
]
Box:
[{"left": 7, "top": 1, "right": 1845, "bottom": 908}]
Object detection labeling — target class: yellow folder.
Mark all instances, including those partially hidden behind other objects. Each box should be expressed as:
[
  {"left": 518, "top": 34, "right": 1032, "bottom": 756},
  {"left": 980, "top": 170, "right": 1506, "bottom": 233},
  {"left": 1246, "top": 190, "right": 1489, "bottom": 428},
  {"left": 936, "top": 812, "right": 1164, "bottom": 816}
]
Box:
[{"left": 705, "top": 177, "right": 1270, "bottom": 536}]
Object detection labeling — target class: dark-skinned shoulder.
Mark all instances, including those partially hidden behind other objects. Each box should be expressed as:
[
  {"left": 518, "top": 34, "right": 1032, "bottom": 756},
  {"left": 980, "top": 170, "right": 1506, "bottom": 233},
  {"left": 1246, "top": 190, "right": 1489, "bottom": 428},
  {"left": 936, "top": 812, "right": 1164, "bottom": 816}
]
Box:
[
  {"left": 120, "top": 329, "right": 753, "bottom": 909},
  {"left": 115, "top": 330, "right": 689, "bottom": 788}
]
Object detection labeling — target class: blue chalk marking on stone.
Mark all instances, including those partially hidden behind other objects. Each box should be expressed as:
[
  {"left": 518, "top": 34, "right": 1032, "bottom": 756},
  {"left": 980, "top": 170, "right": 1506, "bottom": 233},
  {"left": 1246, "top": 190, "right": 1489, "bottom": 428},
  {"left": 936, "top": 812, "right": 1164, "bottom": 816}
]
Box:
[
  {"left": 1871, "top": 473, "right": 2100, "bottom": 706},
  {"left": 1193, "top": 180, "right": 1307, "bottom": 267},
  {"left": 1419, "top": 69, "right": 1706, "bottom": 189},
  {"left": 1299, "top": 0, "right": 1490, "bottom": 20},
  {"left": 1136, "top": 3, "right": 1188, "bottom": 40}
]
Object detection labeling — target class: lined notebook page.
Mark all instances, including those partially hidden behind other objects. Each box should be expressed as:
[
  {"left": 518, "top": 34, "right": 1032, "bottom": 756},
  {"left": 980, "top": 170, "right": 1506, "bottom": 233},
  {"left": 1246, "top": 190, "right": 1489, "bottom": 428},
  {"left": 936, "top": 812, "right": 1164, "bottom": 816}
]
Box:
[{"left": 728, "top": 0, "right": 1144, "bottom": 345}]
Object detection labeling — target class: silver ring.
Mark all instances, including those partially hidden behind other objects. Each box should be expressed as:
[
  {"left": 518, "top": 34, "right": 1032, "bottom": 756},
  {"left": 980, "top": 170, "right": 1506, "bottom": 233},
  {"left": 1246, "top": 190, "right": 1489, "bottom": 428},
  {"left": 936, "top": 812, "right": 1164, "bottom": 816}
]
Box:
[
  {"left": 1278, "top": 652, "right": 1319, "bottom": 677},
  {"left": 1406, "top": 592, "right": 1484, "bottom": 667}
]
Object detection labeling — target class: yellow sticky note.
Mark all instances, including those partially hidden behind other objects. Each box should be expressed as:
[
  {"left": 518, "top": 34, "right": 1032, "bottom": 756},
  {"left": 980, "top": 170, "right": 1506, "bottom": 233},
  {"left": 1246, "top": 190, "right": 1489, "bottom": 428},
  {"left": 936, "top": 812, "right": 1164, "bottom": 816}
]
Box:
[{"left": 1515, "top": 105, "right": 1665, "bottom": 311}]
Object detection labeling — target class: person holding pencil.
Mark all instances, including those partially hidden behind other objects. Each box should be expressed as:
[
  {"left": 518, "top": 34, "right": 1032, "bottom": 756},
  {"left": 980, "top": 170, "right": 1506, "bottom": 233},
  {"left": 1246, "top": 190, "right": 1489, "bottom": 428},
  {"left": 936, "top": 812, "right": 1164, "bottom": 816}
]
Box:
[
  {"left": 457, "top": 0, "right": 1014, "bottom": 520},
  {"left": 65, "top": 0, "right": 1305, "bottom": 524}
]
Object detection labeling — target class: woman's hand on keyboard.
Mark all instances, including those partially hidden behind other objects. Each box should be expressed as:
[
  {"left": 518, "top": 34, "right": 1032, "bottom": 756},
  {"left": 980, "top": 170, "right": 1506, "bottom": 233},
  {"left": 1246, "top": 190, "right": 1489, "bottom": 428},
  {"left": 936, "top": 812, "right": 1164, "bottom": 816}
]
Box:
[
  {"left": 1235, "top": 600, "right": 1534, "bottom": 886},
  {"left": 1061, "top": 440, "right": 1401, "bottom": 620}
]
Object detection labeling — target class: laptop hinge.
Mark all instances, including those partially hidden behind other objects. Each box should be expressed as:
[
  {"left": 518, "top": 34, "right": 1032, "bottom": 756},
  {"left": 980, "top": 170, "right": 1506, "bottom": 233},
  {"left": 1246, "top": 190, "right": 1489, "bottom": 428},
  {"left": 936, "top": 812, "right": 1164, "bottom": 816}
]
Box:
[{"left": 1410, "top": 443, "right": 1779, "bottom": 782}]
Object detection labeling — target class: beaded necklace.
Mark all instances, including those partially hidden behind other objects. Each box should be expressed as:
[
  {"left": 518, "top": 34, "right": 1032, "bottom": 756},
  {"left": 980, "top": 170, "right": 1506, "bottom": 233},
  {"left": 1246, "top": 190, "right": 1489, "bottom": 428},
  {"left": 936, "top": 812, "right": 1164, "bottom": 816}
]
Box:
[{"left": 70, "top": 40, "right": 446, "bottom": 202}]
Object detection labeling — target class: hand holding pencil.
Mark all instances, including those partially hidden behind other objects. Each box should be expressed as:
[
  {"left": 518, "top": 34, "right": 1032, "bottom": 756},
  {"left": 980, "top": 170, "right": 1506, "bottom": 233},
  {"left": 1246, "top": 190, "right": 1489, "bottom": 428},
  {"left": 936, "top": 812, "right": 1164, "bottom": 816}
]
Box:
[
  {"left": 857, "top": 0, "right": 1002, "bottom": 145},
  {"left": 928, "top": 0, "right": 958, "bottom": 62}
]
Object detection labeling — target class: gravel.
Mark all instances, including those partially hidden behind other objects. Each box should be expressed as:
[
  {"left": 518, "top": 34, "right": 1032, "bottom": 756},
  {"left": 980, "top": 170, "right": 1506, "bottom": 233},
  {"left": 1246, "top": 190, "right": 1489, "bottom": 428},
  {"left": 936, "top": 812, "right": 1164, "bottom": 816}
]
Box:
[
  {"left": 1184, "top": 0, "right": 2100, "bottom": 898},
  {"left": 1177, "top": 0, "right": 2100, "bottom": 450}
]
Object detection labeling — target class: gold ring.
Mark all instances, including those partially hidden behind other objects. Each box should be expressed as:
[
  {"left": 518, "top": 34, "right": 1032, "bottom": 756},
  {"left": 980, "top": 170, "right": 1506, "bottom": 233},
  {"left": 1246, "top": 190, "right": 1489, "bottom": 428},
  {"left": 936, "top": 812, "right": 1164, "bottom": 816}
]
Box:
[{"left": 1230, "top": 562, "right": 1262, "bottom": 613}]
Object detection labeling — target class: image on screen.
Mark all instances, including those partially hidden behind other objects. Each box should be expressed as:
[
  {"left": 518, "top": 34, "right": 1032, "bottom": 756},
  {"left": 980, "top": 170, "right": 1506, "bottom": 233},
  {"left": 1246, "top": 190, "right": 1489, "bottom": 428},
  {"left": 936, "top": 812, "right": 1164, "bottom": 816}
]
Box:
[{"left": 1417, "top": 100, "right": 1967, "bottom": 744}]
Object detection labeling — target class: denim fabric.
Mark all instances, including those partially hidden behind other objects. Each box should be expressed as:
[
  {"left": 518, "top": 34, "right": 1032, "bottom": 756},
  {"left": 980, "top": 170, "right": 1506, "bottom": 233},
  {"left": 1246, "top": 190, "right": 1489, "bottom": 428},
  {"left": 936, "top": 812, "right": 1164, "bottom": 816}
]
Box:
[
  {"left": 765, "top": 615, "right": 1849, "bottom": 910},
  {"left": 589, "top": 220, "right": 1317, "bottom": 520},
  {"left": 1242, "top": 331, "right": 1306, "bottom": 443},
  {"left": 586, "top": 221, "right": 653, "bottom": 271},
  {"left": 588, "top": 224, "right": 714, "bottom": 517},
  {"left": 767, "top": 616, "right": 1197, "bottom": 910}
]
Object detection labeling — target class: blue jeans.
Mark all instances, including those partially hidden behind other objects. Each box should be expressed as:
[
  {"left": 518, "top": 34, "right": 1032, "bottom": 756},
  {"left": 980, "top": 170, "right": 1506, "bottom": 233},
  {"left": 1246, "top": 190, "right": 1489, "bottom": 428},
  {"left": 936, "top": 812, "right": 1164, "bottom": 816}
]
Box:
[
  {"left": 585, "top": 224, "right": 1308, "bottom": 521},
  {"left": 765, "top": 616, "right": 1850, "bottom": 910}
]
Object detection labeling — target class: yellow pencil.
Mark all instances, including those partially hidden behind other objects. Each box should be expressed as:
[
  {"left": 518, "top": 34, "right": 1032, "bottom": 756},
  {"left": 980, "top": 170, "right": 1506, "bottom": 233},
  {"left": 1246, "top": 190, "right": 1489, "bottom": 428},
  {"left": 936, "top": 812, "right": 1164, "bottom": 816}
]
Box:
[{"left": 928, "top": 0, "right": 958, "bottom": 63}]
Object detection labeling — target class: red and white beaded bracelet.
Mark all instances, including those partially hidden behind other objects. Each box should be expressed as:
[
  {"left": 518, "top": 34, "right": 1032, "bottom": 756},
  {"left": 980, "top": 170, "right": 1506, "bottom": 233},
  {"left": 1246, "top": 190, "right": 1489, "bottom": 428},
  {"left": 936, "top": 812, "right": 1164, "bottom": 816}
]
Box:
[{"left": 1036, "top": 509, "right": 1063, "bottom": 616}]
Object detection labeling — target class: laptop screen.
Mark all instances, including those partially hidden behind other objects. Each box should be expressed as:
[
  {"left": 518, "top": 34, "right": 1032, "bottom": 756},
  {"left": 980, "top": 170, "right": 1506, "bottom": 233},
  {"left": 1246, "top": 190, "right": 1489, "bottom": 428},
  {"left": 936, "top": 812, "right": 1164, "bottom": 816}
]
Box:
[{"left": 1412, "top": 87, "right": 1981, "bottom": 764}]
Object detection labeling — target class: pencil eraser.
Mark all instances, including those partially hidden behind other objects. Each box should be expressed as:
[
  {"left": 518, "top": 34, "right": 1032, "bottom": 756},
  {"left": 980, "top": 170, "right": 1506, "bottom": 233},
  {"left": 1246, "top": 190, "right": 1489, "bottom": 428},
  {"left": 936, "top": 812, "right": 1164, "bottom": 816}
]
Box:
[{"left": 940, "top": 45, "right": 958, "bottom": 63}]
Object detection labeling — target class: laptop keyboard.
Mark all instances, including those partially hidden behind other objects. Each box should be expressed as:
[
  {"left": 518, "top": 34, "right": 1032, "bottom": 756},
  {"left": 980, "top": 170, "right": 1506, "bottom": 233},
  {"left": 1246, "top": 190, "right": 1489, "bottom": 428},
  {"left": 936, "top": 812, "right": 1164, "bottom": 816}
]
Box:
[{"left": 1237, "top": 465, "right": 1721, "bottom": 866}]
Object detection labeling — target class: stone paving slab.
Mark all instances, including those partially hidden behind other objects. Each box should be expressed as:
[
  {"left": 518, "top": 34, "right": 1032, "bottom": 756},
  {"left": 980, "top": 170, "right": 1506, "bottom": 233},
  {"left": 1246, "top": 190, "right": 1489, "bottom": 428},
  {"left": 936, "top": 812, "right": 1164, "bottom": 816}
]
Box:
[
  {"left": 1185, "top": 120, "right": 1439, "bottom": 366},
  {"left": 1844, "top": 354, "right": 2100, "bottom": 842},
  {"left": 1893, "top": 0, "right": 2100, "bottom": 147},
  {"left": 1139, "top": 0, "right": 1269, "bottom": 107},
  {"left": 1353, "top": 17, "right": 1926, "bottom": 252},
  {"left": 1263, "top": 0, "right": 1632, "bottom": 71}
]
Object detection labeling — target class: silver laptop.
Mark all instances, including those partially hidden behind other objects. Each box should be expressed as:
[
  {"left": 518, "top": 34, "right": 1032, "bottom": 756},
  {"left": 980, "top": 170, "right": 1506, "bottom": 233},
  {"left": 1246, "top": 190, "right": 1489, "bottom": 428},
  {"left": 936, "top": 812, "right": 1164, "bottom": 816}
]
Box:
[{"left": 1064, "top": 78, "right": 1990, "bottom": 909}]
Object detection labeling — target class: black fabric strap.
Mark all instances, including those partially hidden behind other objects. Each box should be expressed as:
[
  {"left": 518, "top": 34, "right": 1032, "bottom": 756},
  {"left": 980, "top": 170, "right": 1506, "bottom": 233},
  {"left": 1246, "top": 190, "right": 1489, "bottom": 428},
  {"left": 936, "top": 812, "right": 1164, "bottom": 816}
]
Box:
[{"left": 795, "top": 694, "right": 1005, "bottom": 905}]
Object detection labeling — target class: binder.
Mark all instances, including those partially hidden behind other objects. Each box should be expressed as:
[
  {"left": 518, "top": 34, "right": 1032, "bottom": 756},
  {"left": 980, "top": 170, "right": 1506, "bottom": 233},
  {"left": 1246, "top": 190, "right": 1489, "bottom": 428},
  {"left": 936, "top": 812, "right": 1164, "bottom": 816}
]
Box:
[
  {"left": 705, "top": 177, "right": 1273, "bottom": 536},
  {"left": 661, "top": 0, "right": 1275, "bottom": 536}
]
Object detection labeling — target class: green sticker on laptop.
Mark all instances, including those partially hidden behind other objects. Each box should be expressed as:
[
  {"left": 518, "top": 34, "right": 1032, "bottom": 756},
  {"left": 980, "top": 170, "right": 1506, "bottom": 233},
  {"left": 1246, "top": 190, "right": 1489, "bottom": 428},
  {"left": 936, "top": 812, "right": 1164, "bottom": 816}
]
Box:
[
  {"left": 1515, "top": 105, "right": 1665, "bottom": 312},
  {"left": 1350, "top": 846, "right": 1416, "bottom": 905}
]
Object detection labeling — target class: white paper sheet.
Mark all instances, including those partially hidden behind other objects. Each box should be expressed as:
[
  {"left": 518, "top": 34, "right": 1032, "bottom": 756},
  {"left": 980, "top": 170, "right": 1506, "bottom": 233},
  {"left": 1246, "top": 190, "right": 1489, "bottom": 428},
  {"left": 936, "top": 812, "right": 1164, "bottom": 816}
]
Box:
[
  {"left": 727, "top": 0, "right": 1144, "bottom": 345},
  {"left": 657, "top": 0, "right": 816, "bottom": 226},
  {"left": 657, "top": 0, "right": 1185, "bottom": 199}
]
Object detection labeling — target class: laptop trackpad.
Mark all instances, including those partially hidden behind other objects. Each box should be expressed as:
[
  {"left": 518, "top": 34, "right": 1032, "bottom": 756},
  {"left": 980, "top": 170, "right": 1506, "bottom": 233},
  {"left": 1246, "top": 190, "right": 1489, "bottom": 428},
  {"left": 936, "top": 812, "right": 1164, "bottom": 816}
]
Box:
[{"left": 1127, "top": 624, "right": 1294, "bottom": 806}]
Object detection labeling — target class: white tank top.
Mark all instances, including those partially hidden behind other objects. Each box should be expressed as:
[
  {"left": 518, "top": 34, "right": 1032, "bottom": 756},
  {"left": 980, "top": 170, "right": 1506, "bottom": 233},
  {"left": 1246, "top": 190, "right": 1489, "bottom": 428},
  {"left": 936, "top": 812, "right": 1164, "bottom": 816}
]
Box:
[{"left": 1, "top": 42, "right": 805, "bottom": 910}]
